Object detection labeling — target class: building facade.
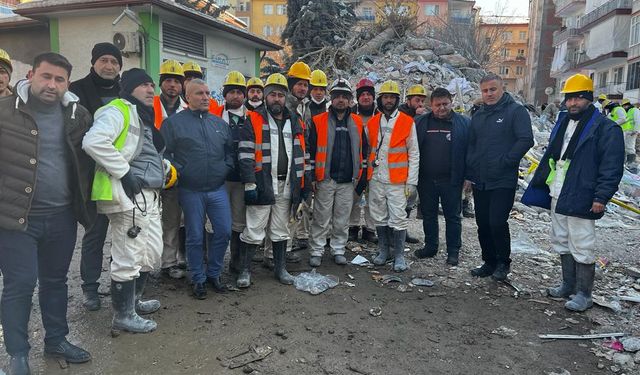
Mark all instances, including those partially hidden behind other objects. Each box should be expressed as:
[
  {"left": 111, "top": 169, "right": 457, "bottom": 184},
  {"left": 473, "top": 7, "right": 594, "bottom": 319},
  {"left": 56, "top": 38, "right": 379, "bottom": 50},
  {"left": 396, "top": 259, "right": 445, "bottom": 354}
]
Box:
[
  {"left": 482, "top": 22, "right": 529, "bottom": 95},
  {"left": 250, "top": 0, "right": 287, "bottom": 40}
]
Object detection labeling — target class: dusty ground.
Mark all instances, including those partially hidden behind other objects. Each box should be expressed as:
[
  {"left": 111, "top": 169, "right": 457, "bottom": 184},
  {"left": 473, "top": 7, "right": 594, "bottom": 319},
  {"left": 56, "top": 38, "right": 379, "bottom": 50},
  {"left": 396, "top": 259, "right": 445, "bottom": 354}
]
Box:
[{"left": 0, "top": 209, "right": 638, "bottom": 375}]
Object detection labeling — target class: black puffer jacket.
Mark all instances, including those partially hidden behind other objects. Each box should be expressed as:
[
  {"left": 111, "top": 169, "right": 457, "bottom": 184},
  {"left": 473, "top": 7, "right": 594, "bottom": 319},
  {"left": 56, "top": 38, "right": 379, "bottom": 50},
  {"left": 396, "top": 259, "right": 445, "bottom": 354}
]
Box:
[{"left": 0, "top": 81, "right": 96, "bottom": 231}]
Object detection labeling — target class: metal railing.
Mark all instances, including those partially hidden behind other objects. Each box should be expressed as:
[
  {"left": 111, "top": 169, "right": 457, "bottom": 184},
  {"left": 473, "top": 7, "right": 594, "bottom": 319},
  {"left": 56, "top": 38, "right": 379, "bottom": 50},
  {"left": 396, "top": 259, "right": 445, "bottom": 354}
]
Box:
[
  {"left": 555, "top": 0, "right": 585, "bottom": 14},
  {"left": 577, "top": 0, "right": 632, "bottom": 29},
  {"left": 552, "top": 27, "right": 581, "bottom": 45}
]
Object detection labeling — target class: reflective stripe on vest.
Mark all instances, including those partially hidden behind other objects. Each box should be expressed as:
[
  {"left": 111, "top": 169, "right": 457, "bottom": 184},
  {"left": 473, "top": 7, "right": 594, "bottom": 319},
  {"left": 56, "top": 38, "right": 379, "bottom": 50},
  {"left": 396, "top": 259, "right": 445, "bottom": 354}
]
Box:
[
  {"left": 312, "top": 112, "right": 363, "bottom": 182},
  {"left": 623, "top": 107, "right": 636, "bottom": 132},
  {"left": 153, "top": 96, "right": 164, "bottom": 129},
  {"left": 250, "top": 112, "right": 267, "bottom": 171},
  {"left": 366, "top": 112, "right": 413, "bottom": 184},
  {"left": 91, "top": 99, "right": 131, "bottom": 201}
]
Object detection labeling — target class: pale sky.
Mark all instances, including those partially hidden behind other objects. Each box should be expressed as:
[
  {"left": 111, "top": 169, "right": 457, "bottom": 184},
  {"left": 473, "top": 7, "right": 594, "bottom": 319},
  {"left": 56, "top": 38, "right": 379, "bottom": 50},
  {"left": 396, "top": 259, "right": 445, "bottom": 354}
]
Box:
[{"left": 474, "top": 0, "right": 530, "bottom": 18}]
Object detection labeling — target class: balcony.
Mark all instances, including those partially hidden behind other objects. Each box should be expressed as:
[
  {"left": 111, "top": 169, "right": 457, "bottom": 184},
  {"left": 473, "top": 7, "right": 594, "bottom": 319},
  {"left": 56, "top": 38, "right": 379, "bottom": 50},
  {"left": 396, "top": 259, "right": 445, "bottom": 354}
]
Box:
[
  {"left": 577, "top": 0, "right": 632, "bottom": 29},
  {"left": 555, "top": 0, "right": 586, "bottom": 17},
  {"left": 552, "top": 27, "right": 582, "bottom": 46},
  {"left": 629, "top": 43, "right": 640, "bottom": 60}
]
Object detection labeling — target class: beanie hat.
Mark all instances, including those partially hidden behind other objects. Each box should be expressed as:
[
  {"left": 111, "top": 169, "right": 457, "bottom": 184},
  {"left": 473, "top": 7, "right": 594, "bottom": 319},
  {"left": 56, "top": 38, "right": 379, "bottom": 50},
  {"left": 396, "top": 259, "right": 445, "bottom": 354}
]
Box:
[
  {"left": 223, "top": 84, "right": 247, "bottom": 98},
  {"left": 356, "top": 85, "right": 375, "bottom": 100},
  {"left": 91, "top": 42, "right": 123, "bottom": 67},
  {"left": 264, "top": 84, "right": 287, "bottom": 98},
  {"left": 120, "top": 68, "right": 154, "bottom": 95},
  {"left": 564, "top": 90, "right": 593, "bottom": 102},
  {"left": 287, "top": 77, "right": 302, "bottom": 92},
  {"left": 160, "top": 73, "right": 184, "bottom": 85}
]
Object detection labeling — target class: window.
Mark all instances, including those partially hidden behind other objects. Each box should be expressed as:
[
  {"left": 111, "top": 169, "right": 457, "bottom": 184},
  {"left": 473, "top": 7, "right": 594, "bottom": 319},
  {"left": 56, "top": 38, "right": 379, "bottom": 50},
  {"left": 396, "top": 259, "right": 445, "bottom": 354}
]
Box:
[
  {"left": 217, "top": 0, "right": 229, "bottom": 5},
  {"left": 631, "top": 15, "right": 640, "bottom": 46},
  {"left": 424, "top": 4, "right": 439, "bottom": 16},
  {"left": 238, "top": 17, "right": 250, "bottom": 27},
  {"left": 519, "top": 31, "right": 527, "bottom": 40},
  {"left": 263, "top": 25, "right": 273, "bottom": 36},
  {"left": 499, "top": 66, "right": 509, "bottom": 75},
  {"left": 363, "top": 7, "right": 374, "bottom": 19},
  {"left": 264, "top": 4, "right": 273, "bottom": 15},
  {"left": 500, "top": 48, "right": 510, "bottom": 58},
  {"left": 613, "top": 66, "right": 624, "bottom": 84},
  {"left": 627, "top": 61, "right": 640, "bottom": 90},
  {"left": 598, "top": 71, "right": 608, "bottom": 89},
  {"left": 239, "top": 2, "right": 249, "bottom": 12},
  {"left": 276, "top": 25, "right": 285, "bottom": 35},
  {"left": 162, "top": 23, "right": 206, "bottom": 57},
  {"left": 502, "top": 31, "right": 513, "bottom": 41},
  {"left": 517, "top": 49, "right": 525, "bottom": 55},
  {"left": 277, "top": 4, "right": 286, "bottom": 15},
  {"left": 516, "top": 66, "right": 524, "bottom": 75}
]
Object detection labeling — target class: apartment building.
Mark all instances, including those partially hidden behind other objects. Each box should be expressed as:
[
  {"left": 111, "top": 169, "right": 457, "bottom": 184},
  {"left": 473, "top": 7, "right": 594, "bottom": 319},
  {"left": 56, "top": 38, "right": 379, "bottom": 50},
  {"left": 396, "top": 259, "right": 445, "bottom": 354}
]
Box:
[{"left": 483, "top": 22, "right": 529, "bottom": 94}]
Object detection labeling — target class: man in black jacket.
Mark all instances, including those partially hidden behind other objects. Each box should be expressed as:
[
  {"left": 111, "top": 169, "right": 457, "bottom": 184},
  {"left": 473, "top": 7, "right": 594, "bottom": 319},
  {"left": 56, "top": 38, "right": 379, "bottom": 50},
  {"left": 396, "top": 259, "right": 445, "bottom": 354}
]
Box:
[
  {"left": 466, "top": 74, "right": 534, "bottom": 281},
  {"left": 69, "top": 42, "right": 122, "bottom": 311},
  {"left": 0, "top": 52, "right": 95, "bottom": 374}
]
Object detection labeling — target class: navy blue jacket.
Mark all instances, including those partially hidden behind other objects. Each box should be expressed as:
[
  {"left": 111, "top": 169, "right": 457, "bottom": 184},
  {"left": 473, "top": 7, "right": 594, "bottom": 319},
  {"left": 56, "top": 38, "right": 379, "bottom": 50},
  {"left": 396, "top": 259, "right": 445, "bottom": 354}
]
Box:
[
  {"left": 160, "top": 108, "right": 234, "bottom": 192},
  {"left": 522, "top": 106, "right": 624, "bottom": 220},
  {"left": 466, "top": 93, "right": 534, "bottom": 190},
  {"left": 415, "top": 111, "right": 470, "bottom": 186}
]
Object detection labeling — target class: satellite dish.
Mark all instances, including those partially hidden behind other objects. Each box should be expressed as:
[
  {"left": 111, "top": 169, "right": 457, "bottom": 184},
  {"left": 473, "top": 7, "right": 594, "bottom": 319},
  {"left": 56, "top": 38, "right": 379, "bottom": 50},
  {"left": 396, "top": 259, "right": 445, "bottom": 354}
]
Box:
[{"left": 544, "top": 87, "right": 554, "bottom": 95}]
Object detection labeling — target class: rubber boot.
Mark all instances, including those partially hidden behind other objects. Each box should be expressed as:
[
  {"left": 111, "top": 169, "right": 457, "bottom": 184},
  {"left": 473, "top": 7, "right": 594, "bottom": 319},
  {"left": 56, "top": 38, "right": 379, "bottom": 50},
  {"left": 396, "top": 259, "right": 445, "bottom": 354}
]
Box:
[
  {"left": 373, "top": 226, "right": 390, "bottom": 266},
  {"left": 392, "top": 229, "right": 408, "bottom": 272},
  {"left": 135, "top": 272, "right": 160, "bottom": 315},
  {"left": 348, "top": 226, "right": 360, "bottom": 241},
  {"left": 273, "top": 240, "right": 295, "bottom": 285},
  {"left": 111, "top": 279, "right": 157, "bottom": 334},
  {"left": 361, "top": 228, "right": 378, "bottom": 244},
  {"left": 565, "top": 263, "right": 595, "bottom": 312},
  {"left": 9, "top": 355, "right": 30, "bottom": 375},
  {"left": 229, "top": 231, "right": 241, "bottom": 274},
  {"left": 547, "top": 254, "right": 576, "bottom": 298},
  {"left": 82, "top": 289, "right": 101, "bottom": 311},
  {"left": 237, "top": 242, "right": 256, "bottom": 288}
]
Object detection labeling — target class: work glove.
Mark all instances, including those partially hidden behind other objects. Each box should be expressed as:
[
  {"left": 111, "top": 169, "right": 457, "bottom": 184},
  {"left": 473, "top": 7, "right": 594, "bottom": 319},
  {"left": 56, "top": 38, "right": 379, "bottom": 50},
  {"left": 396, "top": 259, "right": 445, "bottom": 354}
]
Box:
[
  {"left": 244, "top": 183, "right": 258, "bottom": 205},
  {"left": 163, "top": 160, "right": 178, "bottom": 189},
  {"left": 405, "top": 184, "right": 417, "bottom": 199},
  {"left": 121, "top": 170, "right": 142, "bottom": 199}
]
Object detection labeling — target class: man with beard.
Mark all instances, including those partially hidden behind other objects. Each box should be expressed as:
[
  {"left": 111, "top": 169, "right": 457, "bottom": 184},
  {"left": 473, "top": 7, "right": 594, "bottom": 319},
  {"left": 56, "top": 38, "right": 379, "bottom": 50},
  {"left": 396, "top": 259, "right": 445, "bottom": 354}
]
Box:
[
  {"left": 83, "top": 68, "right": 173, "bottom": 333},
  {"left": 246, "top": 77, "right": 264, "bottom": 111},
  {"left": 0, "top": 48, "right": 13, "bottom": 97},
  {"left": 153, "top": 59, "right": 187, "bottom": 128},
  {"left": 69, "top": 42, "right": 123, "bottom": 311},
  {"left": 307, "top": 69, "right": 329, "bottom": 117},
  {"left": 367, "top": 80, "right": 420, "bottom": 272},
  {"left": 308, "top": 78, "right": 368, "bottom": 267},
  {"left": 523, "top": 74, "right": 624, "bottom": 312},
  {"left": 349, "top": 78, "right": 378, "bottom": 243},
  {"left": 236, "top": 73, "right": 311, "bottom": 286}
]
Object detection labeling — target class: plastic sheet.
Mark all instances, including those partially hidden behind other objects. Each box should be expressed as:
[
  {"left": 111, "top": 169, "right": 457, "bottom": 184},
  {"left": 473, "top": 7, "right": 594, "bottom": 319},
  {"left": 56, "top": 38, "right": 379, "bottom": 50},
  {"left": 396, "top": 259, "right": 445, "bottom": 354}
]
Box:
[{"left": 293, "top": 269, "right": 339, "bottom": 295}]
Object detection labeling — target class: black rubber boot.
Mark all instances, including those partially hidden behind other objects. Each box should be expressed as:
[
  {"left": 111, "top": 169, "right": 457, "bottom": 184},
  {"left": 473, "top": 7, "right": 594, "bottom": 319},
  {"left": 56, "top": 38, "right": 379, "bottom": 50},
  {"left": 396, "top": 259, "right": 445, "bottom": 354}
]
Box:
[
  {"left": 44, "top": 339, "right": 91, "bottom": 364},
  {"left": 392, "top": 229, "right": 408, "bottom": 272},
  {"left": 111, "top": 279, "right": 157, "bottom": 333},
  {"left": 9, "top": 355, "right": 30, "bottom": 375},
  {"left": 82, "top": 289, "right": 101, "bottom": 311},
  {"left": 348, "top": 226, "right": 360, "bottom": 241},
  {"left": 237, "top": 242, "right": 256, "bottom": 288},
  {"left": 361, "top": 228, "right": 378, "bottom": 244},
  {"left": 273, "top": 240, "right": 294, "bottom": 285},
  {"left": 446, "top": 249, "right": 459, "bottom": 266},
  {"left": 565, "top": 263, "right": 595, "bottom": 312},
  {"left": 547, "top": 254, "right": 576, "bottom": 298},
  {"left": 135, "top": 272, "right": 160, "bottom": 315},
  {"left": 229, "top": 231, "right": 241, "bottom": 274},
  {"left": 470, "top": 263, "right": 495, "bottom": 277},
  {"left": 373, "top": 226, "right": 391, "bottom": 265},
  {"left": 491, "top": 263, "right": 510, "bottom": 281}
]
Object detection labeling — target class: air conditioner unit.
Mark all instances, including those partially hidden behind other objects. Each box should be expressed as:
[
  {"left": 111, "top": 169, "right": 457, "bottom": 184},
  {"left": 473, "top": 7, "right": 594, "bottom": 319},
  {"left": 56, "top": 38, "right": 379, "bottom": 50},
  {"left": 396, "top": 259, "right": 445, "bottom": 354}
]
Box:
[{"left": 112, "top": 31, "right": 140, "bottom": 54}]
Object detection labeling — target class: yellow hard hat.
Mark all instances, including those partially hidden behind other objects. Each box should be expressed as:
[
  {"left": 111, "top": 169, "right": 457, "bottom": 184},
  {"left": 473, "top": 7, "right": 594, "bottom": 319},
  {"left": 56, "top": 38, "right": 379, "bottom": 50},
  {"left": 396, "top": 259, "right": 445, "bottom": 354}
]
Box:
[
  {"left": 0, "top": 48, "right": 11, "bottom": 73},
  {"left": 247, "top": 77, "right": 264, "bottom": 89},
  {"left": 310, "top": 69, "right": 328, "bottom": 88},
  {"left": 265, "top": 73, "right": 289, "bottom": 91},
  {"left": 598, "top": 93, "right": 607, "bottom": 100},
  {"left": 561, "top": 74, "right": 593, "bottom": 94},
  {"left": 224, "top": 71, "right": 246, "bottom": 87},
  {"left": 378, "top": 80, "right": 401, "bottom": 96},
  {"left": 602, "top": 99, "right": 611, "bottom": 107},
  {"left": 287, "top": 61, "right": 311, "bottom": 81},
  {"left": 160, "top": 59, "right": 184, "bottom": 77},
  {"left": 406, "top": 84, "right": 427, "bottom": 97},
  {"left": 182, "top": 61, "right": 203, "bottom": 76},
  {"left": 622, "top": 98, "right": 631, "bottom": 106}
]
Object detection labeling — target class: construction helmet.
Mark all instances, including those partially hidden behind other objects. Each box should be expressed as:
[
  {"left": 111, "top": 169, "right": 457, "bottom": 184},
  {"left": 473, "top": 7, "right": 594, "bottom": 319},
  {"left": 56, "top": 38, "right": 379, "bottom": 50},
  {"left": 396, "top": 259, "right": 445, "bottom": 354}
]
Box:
[
  {"left": 378, "top": 80, "right": 401, "bottom": 96},
  {"left": 224, "top": 71, "right": 247, "bottom": 87},
  {"left": 310, "top": 70, "right": 328, "bottom": 88},
  {"left": 406, "top": 84, "right": 427, "bottom": 98},
  {"left": 265, "top": 73, "right": 289, "bottom": 91},
  {"left": 247, "top": 77, "right": 264, "bottom": 90},
  {"left": 329, "top": 78, "right": 353, "bottom": 97},
  {"left": 560, "top": 74, "right": 593, "bottom": 94},
  {"left": 602, "top": 99, "right": 611, "bottom": 108},
  {"left": 0, "top": 48, "right": 12, "bottom": 74},
  {"left": 183, "top": 61, "right": 203, "bottom": 78},
  {"left": 287, "top": 61, "right": 311, "bottom": 81},
  {"left": 160, "top": 59, "right": 184, "bottom": 77},
  {"left": 622, "top": 98, "right": 631, "bottom": 106},
  {"left": 598, "top": 93, "right": 607, "bottom": 100}
]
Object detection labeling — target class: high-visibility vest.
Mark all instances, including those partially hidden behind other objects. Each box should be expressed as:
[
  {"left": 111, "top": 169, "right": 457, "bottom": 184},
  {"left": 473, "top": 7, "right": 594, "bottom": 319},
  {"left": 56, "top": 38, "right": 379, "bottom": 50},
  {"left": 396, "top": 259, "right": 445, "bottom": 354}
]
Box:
[
  {"left": 623, "top": 107, "right": 636, "bottom": 132},
  {"left": 366, "top": 111, "right": 413, "bottom": 184},
  {"left": 209, "top": 98, "right": 221, "bottom": 115},
  {"left": 608, "top": 106, "right": 626, "bottom": 126},
  {"left": 153, "top": 95, "right": 187, "bottom": 129},
  {"left": 312, "top": 112, "right": 364, "bottom": 182}
]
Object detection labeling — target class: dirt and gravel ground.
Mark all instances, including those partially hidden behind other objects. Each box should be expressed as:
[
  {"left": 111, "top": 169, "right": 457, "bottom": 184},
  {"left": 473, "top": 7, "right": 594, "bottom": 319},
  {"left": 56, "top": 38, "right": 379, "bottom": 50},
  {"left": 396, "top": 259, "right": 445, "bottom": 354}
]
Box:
[{"left": 0, "top": 210, "right": 637, "bottom": 375}]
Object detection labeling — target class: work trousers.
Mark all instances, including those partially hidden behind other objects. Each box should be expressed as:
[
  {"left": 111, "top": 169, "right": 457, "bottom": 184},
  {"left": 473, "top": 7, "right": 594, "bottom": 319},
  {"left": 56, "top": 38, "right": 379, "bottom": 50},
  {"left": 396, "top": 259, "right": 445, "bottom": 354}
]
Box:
[
  {"left": 349, "top": 191, "right": 375, "bottom": 230},
  {"left": 368, "top": 179, "right": 408, "bottom": 230},
  {"left": 226, "top": 180, "right": 247, "bottom": 233},
  {"left": 160, "top": 187, "right": 184, "bottom": 269},
  {"left": 0, "top": 208, "right": 77, "bottom": 356},
  {"left": 550, "top": 199, "right": 596, "bottom": 264},
  {"left": 107, "top": 189, "right": 163, "bottom": 282},
  {"left": 309, "top": 179, "right": 354, "bottom": 257},
  {"left": 292, "top": 196, "right": 311, "bottom": 240},
  {"left": 473, "top": 187, "right": 516, "bottom": 266},
  {"left": 625, "top": 133, "right": 638, "bottom": 156},
  {"left": 419, "top": 180, "right": 462, "bottom": 253},
  {"left": 179, "top": 186, "right": 232, "bottom": 283},
  {"left": 80, "top": 213, "right": 109, "bottom": 292},
  {"left": 241, "top": 180, "right": 292, "bottom": 245}
]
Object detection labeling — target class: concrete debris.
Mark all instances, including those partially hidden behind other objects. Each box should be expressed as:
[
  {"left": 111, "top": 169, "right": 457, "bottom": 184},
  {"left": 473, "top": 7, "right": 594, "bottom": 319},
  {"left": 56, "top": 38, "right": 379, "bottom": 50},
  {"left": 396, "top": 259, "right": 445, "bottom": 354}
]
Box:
[
  {"left": 621, "top": 337, "right": 640, "bottom": 353},
  {"left": 491, "top": 326, "right": 518, "bottom": 338},
  {"left": 612, "top": 353, "right": 635, "bottom": 369}
]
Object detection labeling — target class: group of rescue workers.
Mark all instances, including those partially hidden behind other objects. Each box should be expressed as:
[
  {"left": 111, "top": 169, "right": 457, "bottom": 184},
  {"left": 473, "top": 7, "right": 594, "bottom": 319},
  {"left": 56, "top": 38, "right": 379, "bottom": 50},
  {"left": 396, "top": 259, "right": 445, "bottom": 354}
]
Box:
[{"left": 0, "top": 43, "right": 626, "bottom": 375}]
